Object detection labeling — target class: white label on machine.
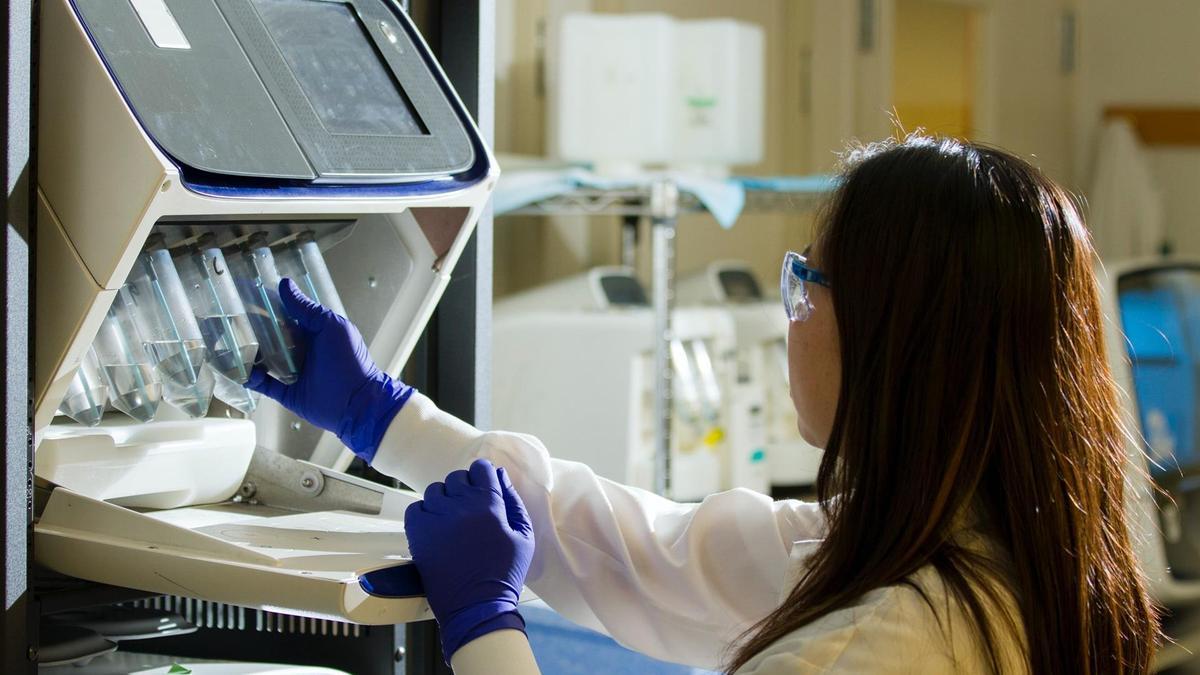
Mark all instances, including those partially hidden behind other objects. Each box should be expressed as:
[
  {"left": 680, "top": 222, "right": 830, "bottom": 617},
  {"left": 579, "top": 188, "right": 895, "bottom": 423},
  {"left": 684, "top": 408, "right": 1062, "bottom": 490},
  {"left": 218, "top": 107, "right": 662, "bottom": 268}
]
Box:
[{"left": 129, "top": 0, "right": 191, "bottom": 50}]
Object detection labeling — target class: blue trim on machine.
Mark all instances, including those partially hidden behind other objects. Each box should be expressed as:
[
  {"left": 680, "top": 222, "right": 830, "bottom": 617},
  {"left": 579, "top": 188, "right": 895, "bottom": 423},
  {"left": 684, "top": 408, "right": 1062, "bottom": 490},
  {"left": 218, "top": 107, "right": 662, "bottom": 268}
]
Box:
[{"left": 358, "top": 563, "right": 426, "bottom": 598}]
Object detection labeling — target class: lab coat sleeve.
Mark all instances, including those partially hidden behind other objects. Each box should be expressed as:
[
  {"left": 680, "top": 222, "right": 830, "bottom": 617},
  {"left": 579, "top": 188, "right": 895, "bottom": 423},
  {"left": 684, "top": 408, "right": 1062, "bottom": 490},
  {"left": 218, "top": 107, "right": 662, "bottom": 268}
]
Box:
[
  {"left": 371, "top": 393, "right": 828, "bottom": 669},
  {"left": 451, "top": 630, "right": 541, "bottom": 675}
]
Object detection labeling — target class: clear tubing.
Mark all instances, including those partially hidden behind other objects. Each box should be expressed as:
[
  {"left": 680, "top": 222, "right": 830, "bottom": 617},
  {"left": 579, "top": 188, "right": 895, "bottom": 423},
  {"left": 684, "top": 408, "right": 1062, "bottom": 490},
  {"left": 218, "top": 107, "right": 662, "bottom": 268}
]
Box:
[
  {"left": 774, "top": 338, "right": 789, "bottom": 385},
  {"left": 275, "top": 232, "right": 348, "bottom": 317},
  {"left": 228, "top": 233, "right": 302, "bottom": 385},
  {"left": 687, "top": 340, "right": 722, "bottom": 423},
  {"left": 178, "top": 235, "right": 260, "bottom": 414},
  {"left": 58, "top": 347, "right": 108, "bottom": 427},
  {"left": 670, "top": 338, "right": 704, "bottom": 431},
  {"left": 92, "top": 288, "right": 162, "bottom": 422},
  {"left": 124, "top": 234, "right": 214, "bottom": 418}
]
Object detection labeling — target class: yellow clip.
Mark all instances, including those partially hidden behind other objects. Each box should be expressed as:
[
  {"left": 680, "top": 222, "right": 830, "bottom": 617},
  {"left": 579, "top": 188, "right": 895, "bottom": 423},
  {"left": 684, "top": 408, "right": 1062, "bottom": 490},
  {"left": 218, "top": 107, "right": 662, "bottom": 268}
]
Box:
[{"left": 703, "top": 427, "right": 726, "bottom": 447}]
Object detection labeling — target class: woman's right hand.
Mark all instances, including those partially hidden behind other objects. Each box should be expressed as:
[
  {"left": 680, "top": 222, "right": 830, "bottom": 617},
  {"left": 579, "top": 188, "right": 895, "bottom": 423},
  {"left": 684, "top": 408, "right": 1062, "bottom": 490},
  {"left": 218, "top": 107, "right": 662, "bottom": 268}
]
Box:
[
  {"left": 405, "top": 459, "right": 535, "bottom": 663},
  {"left": 246, "top": 278, "right": 413, "bottom": 461}
]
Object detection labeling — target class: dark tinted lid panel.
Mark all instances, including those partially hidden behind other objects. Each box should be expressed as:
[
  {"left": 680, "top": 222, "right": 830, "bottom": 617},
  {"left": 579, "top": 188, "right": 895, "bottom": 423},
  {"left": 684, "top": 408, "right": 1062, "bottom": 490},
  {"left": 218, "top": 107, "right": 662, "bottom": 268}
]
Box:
[
  {"left": 75, "top": 0, "right": 476, "bottom": 183},
  {"left": 217, "top": 0, "right": 474, "bottom": 181},
  {"left": 75, "top": 0, "right": 316, "bottom": 179},
  {"left": 253, "top": 0, "right": 428, "bottom": 137}
]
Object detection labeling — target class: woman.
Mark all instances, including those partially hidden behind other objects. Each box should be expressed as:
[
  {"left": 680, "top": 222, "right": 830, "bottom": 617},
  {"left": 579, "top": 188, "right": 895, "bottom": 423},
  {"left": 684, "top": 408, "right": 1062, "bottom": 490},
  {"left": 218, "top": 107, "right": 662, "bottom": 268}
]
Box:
[{"left": 249, "top": 136, "right": 1159, "bottom": 673}]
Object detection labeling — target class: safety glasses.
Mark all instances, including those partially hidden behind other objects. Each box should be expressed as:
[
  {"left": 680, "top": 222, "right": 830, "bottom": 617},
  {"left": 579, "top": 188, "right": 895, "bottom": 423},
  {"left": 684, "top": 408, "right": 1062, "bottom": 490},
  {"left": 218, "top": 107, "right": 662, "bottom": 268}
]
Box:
[{"left": 781, "top": 250, "right": 830, "bottom": 322}]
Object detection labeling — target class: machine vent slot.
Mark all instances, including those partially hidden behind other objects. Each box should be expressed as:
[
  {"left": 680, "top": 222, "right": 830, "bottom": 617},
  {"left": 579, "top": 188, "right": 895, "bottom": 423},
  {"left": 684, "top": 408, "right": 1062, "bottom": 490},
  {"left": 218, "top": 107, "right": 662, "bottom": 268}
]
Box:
[{"left": 125, "top": 596, "right": 365, "bottom": 637}]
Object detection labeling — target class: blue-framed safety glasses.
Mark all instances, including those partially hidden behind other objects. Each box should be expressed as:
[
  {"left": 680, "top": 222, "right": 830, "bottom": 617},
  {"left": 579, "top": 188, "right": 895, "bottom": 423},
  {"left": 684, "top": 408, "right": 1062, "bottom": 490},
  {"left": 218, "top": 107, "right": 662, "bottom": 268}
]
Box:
[{"left": 781, "top": 250, "right": 830, "bottom": 322}]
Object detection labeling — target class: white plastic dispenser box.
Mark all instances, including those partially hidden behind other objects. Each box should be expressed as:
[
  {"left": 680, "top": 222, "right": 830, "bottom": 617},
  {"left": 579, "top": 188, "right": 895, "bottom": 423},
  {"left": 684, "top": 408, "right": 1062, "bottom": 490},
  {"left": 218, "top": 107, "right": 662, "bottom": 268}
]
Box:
[{"left": 552, "top": 13, "right": 764, "bottom": 174}]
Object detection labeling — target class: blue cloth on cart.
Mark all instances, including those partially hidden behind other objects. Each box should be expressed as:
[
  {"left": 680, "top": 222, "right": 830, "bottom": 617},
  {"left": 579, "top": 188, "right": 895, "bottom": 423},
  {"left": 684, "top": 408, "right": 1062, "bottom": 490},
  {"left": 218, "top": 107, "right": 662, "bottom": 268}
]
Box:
[
  {"left": 494, "top": 168, "right": 834, "bottom": 229},
  {"left": 733, "top": 174, "right": 839, "bottom": 193}
]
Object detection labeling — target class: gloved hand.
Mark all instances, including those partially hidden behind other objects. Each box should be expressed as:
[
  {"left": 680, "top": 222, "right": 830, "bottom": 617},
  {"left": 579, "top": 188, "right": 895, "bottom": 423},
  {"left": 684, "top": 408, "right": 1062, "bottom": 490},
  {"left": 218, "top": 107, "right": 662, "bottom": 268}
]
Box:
[
  {"left": 246, "top": 278, "right": 413, "bottom": 462},
  {"left": 405, "top": 459, "right": 535, "bottom": 663}
]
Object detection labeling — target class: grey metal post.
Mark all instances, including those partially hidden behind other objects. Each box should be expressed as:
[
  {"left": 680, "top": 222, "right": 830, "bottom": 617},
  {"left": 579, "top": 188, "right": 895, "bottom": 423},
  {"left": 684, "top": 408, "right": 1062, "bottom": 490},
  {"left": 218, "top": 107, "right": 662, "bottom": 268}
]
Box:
[
  {"left": 2, "top": 0, "right": 34, "bottom": 672},
  {"left": 649, "top": 181, "right": 678, "bottom": 497}
]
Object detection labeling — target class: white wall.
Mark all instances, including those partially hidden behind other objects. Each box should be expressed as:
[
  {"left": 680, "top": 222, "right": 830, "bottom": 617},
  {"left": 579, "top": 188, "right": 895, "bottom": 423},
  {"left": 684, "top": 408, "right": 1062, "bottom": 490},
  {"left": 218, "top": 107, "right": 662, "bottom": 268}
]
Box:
[
  {"left": 808, "top": 0, "right": 1078, "bottom": 184},
  {"left": 1075, "top": 0, "right": 1200, "bottom": 255},
  {"left": 978, "top": 0, "right": 1077, "bottom": 185}
]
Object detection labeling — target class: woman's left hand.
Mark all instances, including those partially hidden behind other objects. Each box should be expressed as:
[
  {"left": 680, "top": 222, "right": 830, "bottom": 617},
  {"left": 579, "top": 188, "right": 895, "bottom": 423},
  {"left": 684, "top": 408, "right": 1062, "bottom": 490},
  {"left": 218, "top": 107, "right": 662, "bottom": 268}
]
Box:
[{"left": 405, "top": 458, "right": 535, "bottom": 662}]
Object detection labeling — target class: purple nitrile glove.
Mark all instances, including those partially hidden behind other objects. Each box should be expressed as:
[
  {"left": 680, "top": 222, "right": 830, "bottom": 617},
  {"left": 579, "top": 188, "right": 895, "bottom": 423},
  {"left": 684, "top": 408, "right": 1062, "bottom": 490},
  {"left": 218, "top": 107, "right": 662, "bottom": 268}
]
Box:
[
  {"left": 405, "top": 459, "right": 535, "bottom": 663},
  {"left": 245, "top": 278, "right": 413, "bottom": 462}
]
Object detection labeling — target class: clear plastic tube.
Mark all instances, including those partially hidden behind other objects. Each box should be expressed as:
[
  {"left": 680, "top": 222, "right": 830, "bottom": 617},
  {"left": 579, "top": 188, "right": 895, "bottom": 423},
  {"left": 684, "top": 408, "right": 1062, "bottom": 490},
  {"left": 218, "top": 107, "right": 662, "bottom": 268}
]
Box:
[
  {"left": 58, "top": 347, "right": 108, "bottom": 427},
  {"left": 275, "top": 232, "right": 348, "bottom": 317},
  {"left": 92, "top": 288, "right": 162, "bottom": 422},
  {"left": 124, "top": 234, "right": 214, "bottom": 418},
  {"left": 206, "top": 364, "right": 259, "bottom": 415},
  {"left": 228, "top": 233, "right": 302, "bottom": 385},
  {"left": 178, "top": 234, "right": 260, "bottom": 414},
  {"left": 670, "top": 338, "right": 705, "bottom": 430},
  {"left": 687, "top": 340, "right": 722, "bottom": 423}
]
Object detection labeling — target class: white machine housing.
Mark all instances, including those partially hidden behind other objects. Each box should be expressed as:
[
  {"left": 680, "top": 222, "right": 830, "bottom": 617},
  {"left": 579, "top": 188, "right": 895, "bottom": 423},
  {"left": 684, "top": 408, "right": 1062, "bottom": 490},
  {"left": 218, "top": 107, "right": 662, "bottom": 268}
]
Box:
[
  {"left": 551, "top": 13, "right": 764, "bottom": 174},
  {"left": 677, "top": 261, "right": 824, "bottom": 491},
  {"left": 34, "top": 0, "right": 498, "bottom": 625},
  {"left": 492, "top": 267, "right": 739, "bottom": 501}
]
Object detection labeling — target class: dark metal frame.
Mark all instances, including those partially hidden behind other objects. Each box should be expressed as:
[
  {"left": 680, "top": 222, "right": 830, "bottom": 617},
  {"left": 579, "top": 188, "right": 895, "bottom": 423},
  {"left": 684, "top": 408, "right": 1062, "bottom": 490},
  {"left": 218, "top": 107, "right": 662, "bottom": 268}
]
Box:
[
  {"left": 403, "top": 2, "right": 493, "bottom": 673},
  {"left": 2, "top": 0, "right": 35, "bottom": 671},
  {"left": 3, "top": 0, "right": 492, "bottom": 672}
]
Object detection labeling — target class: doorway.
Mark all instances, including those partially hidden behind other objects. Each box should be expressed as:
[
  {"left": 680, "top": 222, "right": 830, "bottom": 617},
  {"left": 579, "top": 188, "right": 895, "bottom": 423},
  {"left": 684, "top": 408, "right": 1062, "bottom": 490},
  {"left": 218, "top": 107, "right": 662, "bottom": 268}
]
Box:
[{"left": 891, "top": 0, "right": 981, "bottom": 139}]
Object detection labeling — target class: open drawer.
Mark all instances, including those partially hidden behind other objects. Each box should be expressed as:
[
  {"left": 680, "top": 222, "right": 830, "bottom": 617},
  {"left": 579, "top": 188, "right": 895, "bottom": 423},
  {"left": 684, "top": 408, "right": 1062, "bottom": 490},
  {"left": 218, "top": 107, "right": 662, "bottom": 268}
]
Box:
[{"left": 35, "top": 421, "right": 431, "bottom": 624}]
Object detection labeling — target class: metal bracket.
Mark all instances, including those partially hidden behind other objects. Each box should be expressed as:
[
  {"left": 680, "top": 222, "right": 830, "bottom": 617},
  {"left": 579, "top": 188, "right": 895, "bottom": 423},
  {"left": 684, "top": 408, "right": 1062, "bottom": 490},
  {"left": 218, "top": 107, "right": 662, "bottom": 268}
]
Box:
[{"left": 238, "top": 446, "right": 388, "bottom": 514}]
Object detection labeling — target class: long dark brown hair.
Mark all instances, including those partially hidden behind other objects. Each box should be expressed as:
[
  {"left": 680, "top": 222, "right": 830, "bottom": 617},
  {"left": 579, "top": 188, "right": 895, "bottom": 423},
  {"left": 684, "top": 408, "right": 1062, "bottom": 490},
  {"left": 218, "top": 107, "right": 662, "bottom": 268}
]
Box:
[{"left": 729, "top": 136, "right": 1158, "bottom": 673}]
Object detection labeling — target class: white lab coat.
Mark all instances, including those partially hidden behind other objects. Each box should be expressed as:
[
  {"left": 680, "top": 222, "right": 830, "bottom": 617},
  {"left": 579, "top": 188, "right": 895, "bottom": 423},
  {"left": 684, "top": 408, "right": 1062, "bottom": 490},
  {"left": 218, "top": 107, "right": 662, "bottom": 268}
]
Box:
[{"left": 374, "top": 394, "right": 1027, "bottom": 674}]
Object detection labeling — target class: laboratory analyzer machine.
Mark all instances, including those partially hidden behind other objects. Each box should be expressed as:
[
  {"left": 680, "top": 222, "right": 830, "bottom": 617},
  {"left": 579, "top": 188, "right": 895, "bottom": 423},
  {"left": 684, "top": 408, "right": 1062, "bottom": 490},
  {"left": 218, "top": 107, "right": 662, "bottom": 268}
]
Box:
[
  {"left": 35, "top": 0, "right": 497, "bottom": 630},
  {"left": 493, "top": 268, "right": 739, "bottom": 501},
  {"left": 677, "top": 261, "right": 824, "bottom": 496}
]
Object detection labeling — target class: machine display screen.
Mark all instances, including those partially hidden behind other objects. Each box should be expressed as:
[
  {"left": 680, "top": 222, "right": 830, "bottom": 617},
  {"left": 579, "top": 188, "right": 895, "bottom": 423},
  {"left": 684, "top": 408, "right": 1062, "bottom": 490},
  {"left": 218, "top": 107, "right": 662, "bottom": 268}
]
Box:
[
  {"left": 718, "top": 269, "right": 763, "bottom": 302},
  {"left": 600, "top": 275, "right": 649, "bottom": 307},
  {"left": 253, "top": 0, "right": 428, "bottom": 137},
  {"left": 1118, "top": 267, "right": 1200, "bottom": 477}
]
